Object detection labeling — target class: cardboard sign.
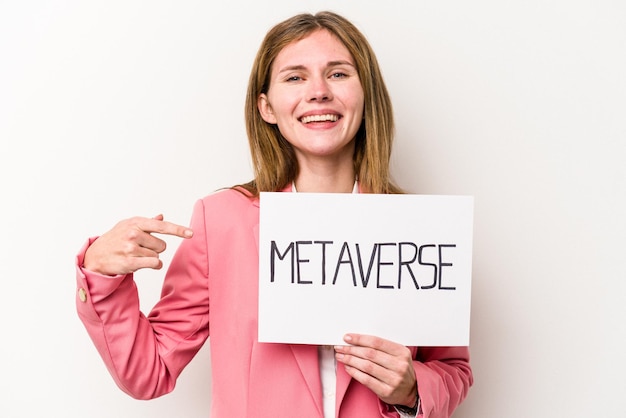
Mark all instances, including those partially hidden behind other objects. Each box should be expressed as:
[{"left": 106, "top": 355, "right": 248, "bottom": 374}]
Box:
[{"left": 258, "top": 193, "right": 473, "bottom": 346}]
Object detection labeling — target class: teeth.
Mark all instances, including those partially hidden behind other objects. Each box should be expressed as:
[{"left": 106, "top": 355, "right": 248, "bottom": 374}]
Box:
[{"left": 301, "top": 114, "right": 339, "bottom": 124}]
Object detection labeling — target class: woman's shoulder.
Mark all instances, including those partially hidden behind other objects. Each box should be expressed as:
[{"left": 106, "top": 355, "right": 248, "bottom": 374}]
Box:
[
  {"left": 189, "top": 187, "right": 259, "bottom": 234},
  {"left": 195, "top": 186, "right": 259, "bottom": 217}
]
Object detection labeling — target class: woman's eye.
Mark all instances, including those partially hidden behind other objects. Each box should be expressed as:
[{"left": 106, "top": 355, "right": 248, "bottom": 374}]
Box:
[
  {"left": 331, "top": 72, "right": 347, "bottom": 79},
  {"left": 287, "top": 75, "right": 302, "bottom": 82}
]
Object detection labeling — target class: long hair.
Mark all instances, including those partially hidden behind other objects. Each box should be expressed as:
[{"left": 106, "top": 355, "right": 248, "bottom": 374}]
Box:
[{"left": 240, "top": 11, "right": 401, "bottom": 195}]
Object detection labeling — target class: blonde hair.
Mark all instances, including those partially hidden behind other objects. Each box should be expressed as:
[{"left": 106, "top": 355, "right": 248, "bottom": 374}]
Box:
[{"left": 240, "top": 11, "right": 401, "bottom": 195}]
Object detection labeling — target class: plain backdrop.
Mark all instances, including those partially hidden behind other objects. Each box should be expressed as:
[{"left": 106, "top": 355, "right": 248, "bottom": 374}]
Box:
[{"left": 1, "top": 1, "right": 624, "bottom": 417}]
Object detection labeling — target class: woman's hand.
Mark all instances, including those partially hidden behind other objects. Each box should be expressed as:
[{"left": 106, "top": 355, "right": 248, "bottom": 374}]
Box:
[
  {"left": 83, "top": 214, "right": 193, "bottom": 276},
  {"left": 334, "top": 333, "right": 418, "bottom": 407}
]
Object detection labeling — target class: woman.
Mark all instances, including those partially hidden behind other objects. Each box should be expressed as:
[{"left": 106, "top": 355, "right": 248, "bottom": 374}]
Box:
[{"left": 76, "top": 11, "right": 472, "bottom": 418}]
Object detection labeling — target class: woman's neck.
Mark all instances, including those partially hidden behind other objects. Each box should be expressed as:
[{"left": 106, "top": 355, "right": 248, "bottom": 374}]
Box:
[{"left": 293, "top": 161, "right": 355, "bottom": 193}]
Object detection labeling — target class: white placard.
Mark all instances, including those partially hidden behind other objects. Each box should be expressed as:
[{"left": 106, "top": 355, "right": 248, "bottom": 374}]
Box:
[{"left": 258, "top": 193, "right": 473, "bottom": 346}]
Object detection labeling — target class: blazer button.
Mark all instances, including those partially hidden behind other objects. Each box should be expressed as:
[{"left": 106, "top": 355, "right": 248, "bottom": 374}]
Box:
[{"left": 78, "top": 288, "right": 88, "bottom": 303}]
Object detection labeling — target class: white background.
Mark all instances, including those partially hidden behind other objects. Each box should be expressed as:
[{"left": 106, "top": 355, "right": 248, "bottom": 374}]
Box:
[{"left": 1, "top": 1, "right": 624, "bottom": 417}]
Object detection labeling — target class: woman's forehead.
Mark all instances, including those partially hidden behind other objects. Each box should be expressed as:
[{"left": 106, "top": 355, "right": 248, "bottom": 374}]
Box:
[{"left": 271, "top": 30, "right": 355, "bottom": 73}]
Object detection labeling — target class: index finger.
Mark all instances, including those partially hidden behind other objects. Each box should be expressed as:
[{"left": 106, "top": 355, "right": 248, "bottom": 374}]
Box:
[
  {"left": 340, "top": 334, "right": 402, "bottom": 355},
  {"left": 138, "top": 217, "right": 193, "bottom": 239}
]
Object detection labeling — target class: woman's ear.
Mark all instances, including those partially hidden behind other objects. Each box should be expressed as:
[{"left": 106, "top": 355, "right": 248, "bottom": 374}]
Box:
[{"left": 258, "top": 94, "right": 277, "bottom": 124}]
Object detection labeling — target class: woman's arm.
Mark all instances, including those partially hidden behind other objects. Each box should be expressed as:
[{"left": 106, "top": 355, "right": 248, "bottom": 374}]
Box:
[{"left": 75, "top": 202, "right": 210, "bottom": 399}]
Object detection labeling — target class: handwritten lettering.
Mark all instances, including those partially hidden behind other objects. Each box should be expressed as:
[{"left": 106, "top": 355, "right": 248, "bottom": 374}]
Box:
[{"left": 269, "top": 240, "right": 457, "bottom": 290}]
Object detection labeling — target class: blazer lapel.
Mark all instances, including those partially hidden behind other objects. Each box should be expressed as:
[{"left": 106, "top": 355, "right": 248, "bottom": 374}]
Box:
[
  {"left": 290, "top": 344, "right": 323, "bottom": 417},
  {"left": 336, "top": 361, "right": 352, "bottom": 412}
]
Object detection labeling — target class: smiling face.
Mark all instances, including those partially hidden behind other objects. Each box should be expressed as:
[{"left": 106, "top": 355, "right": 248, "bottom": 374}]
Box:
[{"left": 258, "top": 29, "right": 365, "bottom": 168}]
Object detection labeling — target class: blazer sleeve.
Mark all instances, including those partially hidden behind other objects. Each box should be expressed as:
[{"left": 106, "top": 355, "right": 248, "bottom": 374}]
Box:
[
  {"left": 376, "top": 346, "right": 472, "bottom": 418},
  {"left": 413, "top": 346, "right": 473, "bottom": 418},
  {"left": 75, "top": 200, "right": 210, "bottom": 399}
]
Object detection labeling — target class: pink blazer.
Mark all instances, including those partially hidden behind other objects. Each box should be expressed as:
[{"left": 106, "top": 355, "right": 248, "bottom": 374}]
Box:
[{"left": 76, "top": 187, "right": 472, "bottom": 418}]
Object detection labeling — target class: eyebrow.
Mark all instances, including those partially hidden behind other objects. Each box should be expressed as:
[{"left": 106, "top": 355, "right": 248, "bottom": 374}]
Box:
[{"left": 277, "top": 60, "right": 356, "bottom": 75}]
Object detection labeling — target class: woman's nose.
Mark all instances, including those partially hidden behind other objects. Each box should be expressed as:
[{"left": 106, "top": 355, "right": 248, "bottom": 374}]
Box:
[{"left": 307, "top": 77, "right": 333, "bottom": 102}]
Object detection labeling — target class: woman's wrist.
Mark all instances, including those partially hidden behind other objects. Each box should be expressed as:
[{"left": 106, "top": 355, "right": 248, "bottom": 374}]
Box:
[{"left": 393, "top": 389, "right": 419, "bottom": 415}]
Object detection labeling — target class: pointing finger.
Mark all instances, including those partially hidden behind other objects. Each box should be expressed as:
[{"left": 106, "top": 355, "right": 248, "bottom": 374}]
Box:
[{"left": 136, "top": 217, "right": 193, "bottom": 239}]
